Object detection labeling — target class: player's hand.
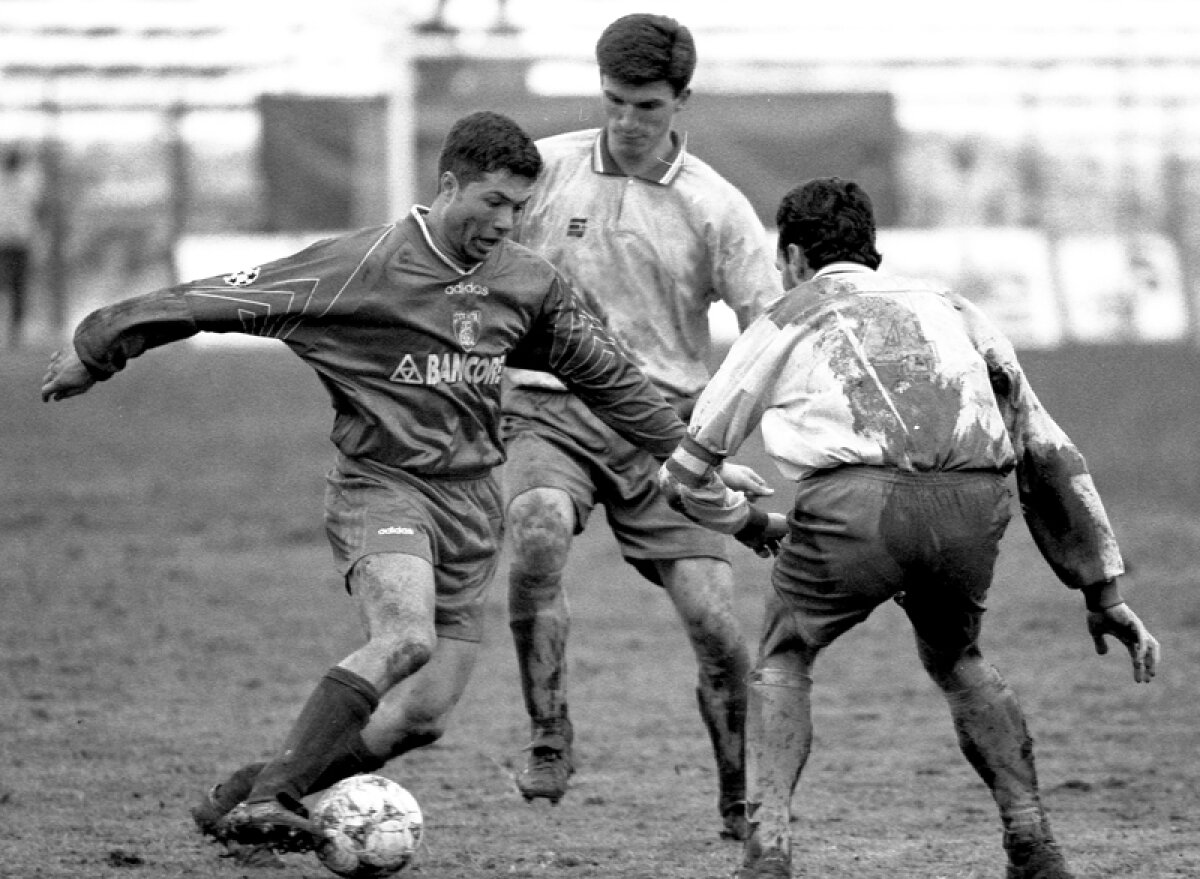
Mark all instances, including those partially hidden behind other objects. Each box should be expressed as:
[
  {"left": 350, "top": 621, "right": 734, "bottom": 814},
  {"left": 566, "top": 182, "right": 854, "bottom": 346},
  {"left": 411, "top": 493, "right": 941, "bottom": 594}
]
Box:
[
  {"left": 719, "top": 462, "right": 775, "bottom": 500},
  {"left": 41, "top": 347, "right": 96, "bottom": 402},
  {"left": 1086, "top": 603, "right": 1160, "bottom": 683},
  {"left": 733, "top": 508, "right": 788, "bottom": 558}
]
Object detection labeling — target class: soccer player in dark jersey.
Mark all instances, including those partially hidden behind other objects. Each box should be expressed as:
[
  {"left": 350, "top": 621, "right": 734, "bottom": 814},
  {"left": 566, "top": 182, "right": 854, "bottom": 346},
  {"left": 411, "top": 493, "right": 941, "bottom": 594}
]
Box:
[{"left": 40, "top": 110, "right": 745, "bottom": 856}]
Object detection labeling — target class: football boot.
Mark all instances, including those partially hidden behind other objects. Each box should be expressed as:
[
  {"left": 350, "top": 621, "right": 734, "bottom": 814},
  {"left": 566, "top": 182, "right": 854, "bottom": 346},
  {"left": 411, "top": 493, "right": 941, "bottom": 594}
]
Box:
[
  {"left": 190, "top": 762, "right": 265, "bottom": 839},
  {"left": 216, "top": 797, "right": 321, "bottom": 853},
  {"left": 516, "top": 732, "right": 574, "bottom": 804}
]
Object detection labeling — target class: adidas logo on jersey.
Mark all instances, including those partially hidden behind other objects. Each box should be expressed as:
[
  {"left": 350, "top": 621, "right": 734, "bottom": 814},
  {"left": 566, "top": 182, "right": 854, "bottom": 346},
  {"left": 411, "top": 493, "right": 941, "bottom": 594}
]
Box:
[
  {"left": 566, "top": 218, "right": 587, "bottom": 238},
  {"left": 445, "top": 281, "right": 489, "bottom": 296},
  {"left": 377, "top": 526, "right": 415, "bottom": 535}
]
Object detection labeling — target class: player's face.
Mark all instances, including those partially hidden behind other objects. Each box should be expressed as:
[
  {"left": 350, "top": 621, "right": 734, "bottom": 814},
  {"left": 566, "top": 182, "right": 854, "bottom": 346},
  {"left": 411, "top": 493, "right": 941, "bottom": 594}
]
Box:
[
  {"left": 439, "top": 169, "right": 534, "bottom": 263},
  {"left": 600, "top": 76, "right": 688, "bottom": 169}
]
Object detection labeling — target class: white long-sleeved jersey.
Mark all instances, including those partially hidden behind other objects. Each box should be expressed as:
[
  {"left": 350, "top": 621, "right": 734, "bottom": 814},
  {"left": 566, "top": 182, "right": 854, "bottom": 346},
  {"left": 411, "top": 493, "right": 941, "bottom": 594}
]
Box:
[
  {"left": 506, "top": 128, "right": 781, "bottom": 407},
  {"left": 660, "top": 263, "right": 1124, "bottom": 590}
]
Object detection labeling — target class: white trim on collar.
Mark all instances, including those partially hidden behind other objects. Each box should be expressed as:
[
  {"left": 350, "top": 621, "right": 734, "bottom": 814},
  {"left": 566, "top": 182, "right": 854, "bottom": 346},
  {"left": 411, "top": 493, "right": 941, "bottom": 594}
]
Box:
[
  {"left": 411, "top": 205, "right": 482, "bottom": 276},
  {"left": 591, "top": 129, "right": 688, "bottom": 185},
  {"left": 813, "top": 261, "right": 874, "bottom": 279}
]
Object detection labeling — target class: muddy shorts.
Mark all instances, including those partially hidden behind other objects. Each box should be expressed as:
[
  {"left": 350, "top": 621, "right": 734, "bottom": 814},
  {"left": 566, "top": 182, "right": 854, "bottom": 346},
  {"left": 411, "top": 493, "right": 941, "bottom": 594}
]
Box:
[
  {"left": 323, "top": 453, "right": 505, "bottom": 642},
  {"left": 501, "top": 386, "right": 728, "bottom": 585},
  {"left": 760, "top": 466, "right": 1012, "bottom": 656}
]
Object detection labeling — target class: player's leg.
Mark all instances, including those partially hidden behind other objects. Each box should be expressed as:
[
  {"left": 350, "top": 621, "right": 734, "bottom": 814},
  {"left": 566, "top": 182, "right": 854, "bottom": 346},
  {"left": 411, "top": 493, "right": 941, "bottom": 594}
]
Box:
[
  {"left": 210, "top": 631, "right": 481, "bottom": 789},
  {"left": 738, "top": 466, "right": 902, "bottom": 877},
  {"left": 358, "top": 634, "right": 479, "bottom": 759},
  {"left": 220, "top": 551, "right": 437, "bottom": 846},
  {"left": 905, "top": 473, "right": 1071, "bottom": 879},
  {"left": 914, "top": 633, "right": 1073, "bottom": 879},
  {"left": 737, "top": 593, "right": 819, "bottom": 879},
  {"left": 500, "top": 391, "right": 598, "bottom": 804},
  {"left": 656, "top": 556, "right": 752, "bottom": 840},
  {"left": 199, "top": 615, "right": 484, "bottom": 817},
  {"left": 506, "top": 484, "right": 577, "bottom": 802}
]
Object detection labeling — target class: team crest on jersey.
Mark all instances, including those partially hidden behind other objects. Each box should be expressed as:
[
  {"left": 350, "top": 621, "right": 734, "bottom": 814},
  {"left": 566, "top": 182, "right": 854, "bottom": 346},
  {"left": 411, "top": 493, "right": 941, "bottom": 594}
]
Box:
[
  {"left": 453, "top": 310, "right": 482, "bottom": 350},
  {"left": 224, "top": 266, "right": 261, "bottom": 287}
]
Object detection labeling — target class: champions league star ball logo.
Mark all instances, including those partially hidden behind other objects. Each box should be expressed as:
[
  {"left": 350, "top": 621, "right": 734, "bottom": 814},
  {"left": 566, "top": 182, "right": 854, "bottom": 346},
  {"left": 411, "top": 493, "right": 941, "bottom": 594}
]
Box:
[
  {"left": 453, "top": 310, "right": 482, "bottom": 350},
  {"left": 224, "top": 266, "right": 261, "bottom": 287}
]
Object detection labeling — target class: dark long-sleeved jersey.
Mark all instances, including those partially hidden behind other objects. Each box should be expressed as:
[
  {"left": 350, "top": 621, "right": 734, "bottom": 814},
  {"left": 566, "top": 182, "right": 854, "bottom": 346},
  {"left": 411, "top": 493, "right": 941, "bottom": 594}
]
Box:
[{"left": 74, "top": 207, "right": 685, "bottom": 476}]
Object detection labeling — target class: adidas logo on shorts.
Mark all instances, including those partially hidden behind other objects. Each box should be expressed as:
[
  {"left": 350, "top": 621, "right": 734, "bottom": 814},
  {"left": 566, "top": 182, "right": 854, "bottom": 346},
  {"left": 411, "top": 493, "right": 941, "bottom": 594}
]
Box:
[{"left": 377, "top": 526, "right": 415, "bottom": 535}]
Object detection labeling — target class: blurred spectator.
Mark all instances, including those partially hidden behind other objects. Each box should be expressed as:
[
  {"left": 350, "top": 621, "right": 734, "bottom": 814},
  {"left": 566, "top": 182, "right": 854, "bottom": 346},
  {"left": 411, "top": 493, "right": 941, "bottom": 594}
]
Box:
[{"left": 0, "top": 145, "right": 43, "bottom": 348}]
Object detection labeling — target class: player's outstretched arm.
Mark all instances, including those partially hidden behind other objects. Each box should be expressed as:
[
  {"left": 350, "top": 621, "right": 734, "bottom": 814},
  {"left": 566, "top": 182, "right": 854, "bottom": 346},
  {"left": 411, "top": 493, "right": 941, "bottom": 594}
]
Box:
[
  {"left": 41, "top": 347, "right": 97, "bottom": 402},
  {"left": 1084, "top": 595, "right": 1160, "bottom": 684}
]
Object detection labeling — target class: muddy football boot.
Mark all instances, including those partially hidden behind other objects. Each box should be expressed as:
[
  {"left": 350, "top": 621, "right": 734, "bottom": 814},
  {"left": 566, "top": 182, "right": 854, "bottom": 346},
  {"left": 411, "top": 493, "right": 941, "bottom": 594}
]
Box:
[
  {"left": 191, "top": 762, "right": 281, "bottom": 866},
  {"left": 216, "top": 797, "right": 321, "bottom": 853},
  {"left": 516, "top": 733, "right": 574, "bottom": 804},
  {"left": 1006, "top": 850, "right": 1075, "bottom": 879},
  {"left": 190, "top": 762, "right": 266, "bottom": 839},
  {"left": 1005, "top": 834, "right": 1075, "bottom": 879}
]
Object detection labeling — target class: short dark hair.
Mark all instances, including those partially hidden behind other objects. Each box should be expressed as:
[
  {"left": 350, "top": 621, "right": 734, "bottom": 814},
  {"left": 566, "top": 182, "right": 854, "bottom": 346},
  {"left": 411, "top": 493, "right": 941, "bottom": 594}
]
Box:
[
  {"left": 775, "top": 177, "right": 883, "bottom": 271},
  {"left": 437, "top": 111, "right": 542, "bottom": 186},
  {"left": 595, "top": 13, "right": 696, "bottom": 96}
]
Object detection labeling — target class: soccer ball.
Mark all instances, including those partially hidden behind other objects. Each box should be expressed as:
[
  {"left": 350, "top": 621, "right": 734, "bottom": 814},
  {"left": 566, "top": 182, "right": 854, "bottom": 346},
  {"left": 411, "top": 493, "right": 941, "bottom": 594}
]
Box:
[{"left": 310, "top": 774, "right": 423, "bottom": 878}]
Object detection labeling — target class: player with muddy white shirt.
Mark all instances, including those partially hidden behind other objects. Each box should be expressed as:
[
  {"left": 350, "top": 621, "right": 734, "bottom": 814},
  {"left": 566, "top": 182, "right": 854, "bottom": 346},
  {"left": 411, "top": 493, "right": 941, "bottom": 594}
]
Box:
[{"left": 659, "top": 176, "right": 1161, "bottom": 879}]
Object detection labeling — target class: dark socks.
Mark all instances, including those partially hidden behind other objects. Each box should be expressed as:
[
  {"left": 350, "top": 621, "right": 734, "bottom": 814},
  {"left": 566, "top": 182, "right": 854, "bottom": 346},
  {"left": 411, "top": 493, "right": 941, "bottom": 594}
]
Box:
[
  {"left": 309, "top": 730, "right": 387, "bottom": 793},
  {"left": 248, "top": 666, "right": 379, "bottom": 805}
]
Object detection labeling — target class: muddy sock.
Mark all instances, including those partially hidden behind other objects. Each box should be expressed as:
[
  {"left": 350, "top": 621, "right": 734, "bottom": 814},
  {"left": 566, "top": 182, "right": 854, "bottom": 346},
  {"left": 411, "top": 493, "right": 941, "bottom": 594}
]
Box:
[
  {"left": 746, "top": 667, "right": 812, "bottom": 859},
  {"left": 508, "top": 576, "right": 569, "bottom": 740}
]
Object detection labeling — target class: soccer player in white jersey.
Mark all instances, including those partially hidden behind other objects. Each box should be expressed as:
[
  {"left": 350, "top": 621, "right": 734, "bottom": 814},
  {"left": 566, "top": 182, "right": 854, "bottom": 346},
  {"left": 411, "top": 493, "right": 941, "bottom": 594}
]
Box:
[
  {"left": 658, "top": 177, "right": 1161, "bottom": 879},
  {"left": 40, "top": 111, "right": 726, "bottom": 858},
  {"left": 499, "top": 13, "right": 783, "bottom": 839}
]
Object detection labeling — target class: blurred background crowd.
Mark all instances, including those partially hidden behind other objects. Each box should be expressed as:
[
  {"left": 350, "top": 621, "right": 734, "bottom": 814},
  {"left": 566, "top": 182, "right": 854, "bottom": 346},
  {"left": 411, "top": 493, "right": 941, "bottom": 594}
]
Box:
[{"left": 1, "top": 0, "right": 1197, "bottom": 350}]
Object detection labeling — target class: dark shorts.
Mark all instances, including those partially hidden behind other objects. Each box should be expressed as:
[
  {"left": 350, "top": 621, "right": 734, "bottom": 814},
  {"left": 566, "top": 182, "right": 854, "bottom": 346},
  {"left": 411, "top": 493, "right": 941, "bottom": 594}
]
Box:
[
  {"left": 760, "top": 466, "right": 1012, "bottom": 656},
  {"left": 500, "top": 386, "right": 728, "bottom": 583},
  {"left": 323, "top": 454, "right": 505, "bottom": 642}
]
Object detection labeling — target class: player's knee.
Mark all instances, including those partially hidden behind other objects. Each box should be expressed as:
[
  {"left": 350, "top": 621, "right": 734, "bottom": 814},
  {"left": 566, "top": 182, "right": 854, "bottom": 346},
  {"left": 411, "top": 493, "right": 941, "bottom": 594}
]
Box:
[
  {"left": 507, "top": 492, "right": 572, "bottom": 572},
  {"left": 689, "top": 614, "right": 749, "bottom": 679},
  {"left": 369, "top": 633, "right": 436, "bottom": 689}
]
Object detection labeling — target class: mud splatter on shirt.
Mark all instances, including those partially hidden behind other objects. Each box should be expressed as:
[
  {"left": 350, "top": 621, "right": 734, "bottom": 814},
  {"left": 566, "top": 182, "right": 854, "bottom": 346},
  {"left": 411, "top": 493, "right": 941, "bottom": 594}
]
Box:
[{"left": 660, "top": 263, "right": 1123, "bottom": 589}]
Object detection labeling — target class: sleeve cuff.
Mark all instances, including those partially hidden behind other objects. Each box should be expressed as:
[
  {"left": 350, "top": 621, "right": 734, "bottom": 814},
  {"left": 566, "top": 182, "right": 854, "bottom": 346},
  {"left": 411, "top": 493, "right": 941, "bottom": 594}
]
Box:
[
  {"left": 1081, "top": 578, "right": 1124, "bottom": 612},
  {"left": 73, "top": 336, "right": 118, "bottom": 381},
  {"left": 733, "top": 506, "right": 768, "bottom": 541}
]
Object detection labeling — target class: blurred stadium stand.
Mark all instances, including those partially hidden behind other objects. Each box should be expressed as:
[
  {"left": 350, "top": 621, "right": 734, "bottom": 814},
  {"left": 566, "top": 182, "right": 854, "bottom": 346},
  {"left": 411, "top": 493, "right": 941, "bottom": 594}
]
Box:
[{"left": 1, "top": 0, "right": 1198, "bottom": 349}]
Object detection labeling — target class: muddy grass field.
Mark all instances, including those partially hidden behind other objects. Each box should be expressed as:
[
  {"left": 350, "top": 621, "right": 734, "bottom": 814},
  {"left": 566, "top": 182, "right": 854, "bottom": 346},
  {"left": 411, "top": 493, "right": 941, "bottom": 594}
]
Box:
[{"left": 2, "top": 342, "right": 1198, "bottom": 878}]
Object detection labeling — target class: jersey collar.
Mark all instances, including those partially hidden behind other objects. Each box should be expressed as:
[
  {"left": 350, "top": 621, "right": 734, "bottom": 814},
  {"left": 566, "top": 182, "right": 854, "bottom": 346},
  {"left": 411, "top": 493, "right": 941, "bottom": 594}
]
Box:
[
  {"left": 812, "top": 261, "right": 875, "bottom": 279},
  {"left": 592, "top": 129, "right": 686, "bottom": 185},
  {"left": 410, "top": 205, "right": 483, "bottom": 276}
]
